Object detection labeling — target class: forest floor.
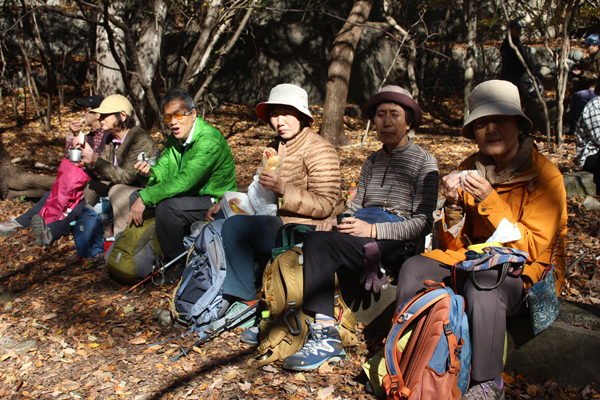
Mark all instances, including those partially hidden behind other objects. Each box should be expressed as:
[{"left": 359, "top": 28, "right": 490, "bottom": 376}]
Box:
[{"left": 0, "top": 90, "right": 599, "bottom": 399}]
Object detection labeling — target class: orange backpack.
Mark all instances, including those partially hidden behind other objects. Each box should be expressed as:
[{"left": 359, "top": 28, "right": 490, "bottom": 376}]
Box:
[{"left": 382, "top": 281, "right": 471, "bottom": 399}]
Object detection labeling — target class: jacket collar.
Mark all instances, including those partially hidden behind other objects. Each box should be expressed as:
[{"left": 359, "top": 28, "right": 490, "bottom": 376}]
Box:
[
  {"left": 474, "top": 135, "right": 536, "bottom": 185},
  {"left": 278, "top": 127, "right": 311, "bottom": 152}
]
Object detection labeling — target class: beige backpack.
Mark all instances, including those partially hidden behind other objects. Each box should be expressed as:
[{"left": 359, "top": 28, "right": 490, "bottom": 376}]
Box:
[{"left": 248, "top": 246, "right": 358, "bottom": 368}]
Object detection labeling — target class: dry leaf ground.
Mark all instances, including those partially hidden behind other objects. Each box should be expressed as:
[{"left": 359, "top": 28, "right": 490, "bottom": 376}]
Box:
[{"left": 0, "top": 89, "right": 598, "bottom": 399}]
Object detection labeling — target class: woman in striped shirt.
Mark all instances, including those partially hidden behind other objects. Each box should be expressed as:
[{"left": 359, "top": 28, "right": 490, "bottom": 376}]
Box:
[{"left": 281, "top": 85, "right": 440, "bottom": 372}]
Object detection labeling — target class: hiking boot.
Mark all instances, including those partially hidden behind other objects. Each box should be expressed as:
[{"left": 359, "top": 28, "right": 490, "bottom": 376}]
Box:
[
  {"left": 0, "top": 219, "right": 22, "bottom": 237},
  {"left": 282, "top": 322, "right": 345, "bottom": 371},
  {"left": 461, "top": 379, "right": 505, "bottom": 400},
  {"left": 31, "top": 215, "right": 53, "bottom": 247},
  {"left": 240, "top": 326, "right": 260, "bottom": 345},
  {"left": 210, "top": 301, "right": 257, "bottom": 331}
]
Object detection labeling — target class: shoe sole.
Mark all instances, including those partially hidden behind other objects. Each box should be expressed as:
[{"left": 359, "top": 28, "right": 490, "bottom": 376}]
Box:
[
  {"left": 30, "top": 215, "right": 45, "bottom": 247},
  {"left": 283, "top": 352, "right": 346, "bottom": 371}
]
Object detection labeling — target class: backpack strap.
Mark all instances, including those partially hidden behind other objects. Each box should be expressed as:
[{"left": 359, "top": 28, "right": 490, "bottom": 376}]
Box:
[
  {"left": 281, "top": 224, "right": 313, "bottom": 249},
  {"left": 276, "top": 247, "right": 304, "bottom": 335},
  {"left": 188, "top": 224, "right": 227, "bottom": 322}
]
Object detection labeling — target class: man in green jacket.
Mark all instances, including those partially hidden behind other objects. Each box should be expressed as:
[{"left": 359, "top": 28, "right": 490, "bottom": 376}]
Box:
[{"left": 129, "top": 88, "right": 237, "bottom": 282}]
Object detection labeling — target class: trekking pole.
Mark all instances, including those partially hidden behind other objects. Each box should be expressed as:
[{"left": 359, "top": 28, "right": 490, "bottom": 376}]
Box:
[
  {"left": 127, "top": 250, "right": 189, "bottom": 292},
  {"left": 171, "top": 302, "right": 259, "bottom": 362}
]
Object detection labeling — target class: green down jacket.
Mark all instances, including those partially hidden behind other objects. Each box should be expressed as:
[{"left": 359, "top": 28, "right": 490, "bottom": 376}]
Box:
[{"left": 138, "top": 117, "right": 237, "bottom": 206}]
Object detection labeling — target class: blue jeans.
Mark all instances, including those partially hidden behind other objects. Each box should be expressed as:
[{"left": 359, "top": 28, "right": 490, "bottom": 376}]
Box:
[
  {"left": 221, "top": 215, "right": 283, "bottom": 301},
  {"left": 15, "top": 191, "right": 86, "bottom": 239}
]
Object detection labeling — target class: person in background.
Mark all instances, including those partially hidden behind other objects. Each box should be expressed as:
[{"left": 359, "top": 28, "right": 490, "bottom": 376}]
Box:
[
  {"left": 395, "top": 80, "right": 567, "bottom": 400},
  {"left": 0, "top": 95, "right": 108, "bottom": 242},
  {"left": 567, "top": 33, "right": 600, "bottom": 133},
  {"left": 281, "top": 86, "right": 439, "bottom": 371},
  {"left": 500, "top": 19, "right": 531, "bottom": 90},
  {"left": 131, "top": 88, "right": 237, "bottom": 284},
  {"left": 575, "top": 81, "right": 600, "bottom": 193}
]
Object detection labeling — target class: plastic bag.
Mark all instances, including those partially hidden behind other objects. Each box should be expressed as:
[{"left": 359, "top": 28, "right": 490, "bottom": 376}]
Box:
[
  {"left": 248, "top": 175, "right": 278, "bottom": 216},
  {"left": 259, "top": 149, "right": 280, "bottom": 175}
]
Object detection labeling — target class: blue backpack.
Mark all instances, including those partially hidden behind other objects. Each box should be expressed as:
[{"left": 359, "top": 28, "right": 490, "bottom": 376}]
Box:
[
  {"left": 171, "top": 219, "right": 232, "bottom": 336},
  {"left": 74, "top": 206, "right": 105, "bottom": 259},
  {"left": 382, "top": 281, "right": 471, "bottom": 400}
]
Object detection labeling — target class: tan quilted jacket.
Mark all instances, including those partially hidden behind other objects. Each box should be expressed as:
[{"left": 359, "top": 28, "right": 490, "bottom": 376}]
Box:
[{"left": 264, "top": 127, "right": 345, "bottom": 224}]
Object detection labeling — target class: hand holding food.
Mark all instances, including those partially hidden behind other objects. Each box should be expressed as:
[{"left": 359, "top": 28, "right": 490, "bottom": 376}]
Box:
[{"left": 262, "top": 150, "right": 280, "bottom": 174}]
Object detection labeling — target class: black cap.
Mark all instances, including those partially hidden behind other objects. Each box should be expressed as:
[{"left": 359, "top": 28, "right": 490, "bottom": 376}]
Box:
[
  {"left": 74, "top": 95, "right": 104, "bottom": 109},
  {"left": 509, "top": 19, "right": 523, "bottom": 29}
]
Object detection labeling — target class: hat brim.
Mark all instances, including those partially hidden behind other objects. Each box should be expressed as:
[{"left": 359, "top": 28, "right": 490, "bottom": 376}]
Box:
[
  {"left": 90, "top": 106, "right": 125, "bottom": 115},
  {"left": 256, "top": 102, "right": 314, "bottom": 125},
  {"left": 361, "top": 91, "right": 423, "bottom": 128},
  {"left": 75, "top": 96, "right": 104, "bottom": 109},
  {"left": 462, "top": 102, "right": 533, "bottom": 139}
]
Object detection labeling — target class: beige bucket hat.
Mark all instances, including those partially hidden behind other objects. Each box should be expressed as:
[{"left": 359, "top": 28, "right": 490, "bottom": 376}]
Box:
[
  {"left": 256, "top": 84, "right": 314, "bottom": 124},
  {"left": 462, "top": 80, "right": 532, "bottom": 139},
  {"left": 91, "top": 94, "right": 134, "bottom": 116}
]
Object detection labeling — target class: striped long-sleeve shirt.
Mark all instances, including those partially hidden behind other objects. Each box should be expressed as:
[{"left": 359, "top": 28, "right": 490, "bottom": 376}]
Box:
[{"left": 349, "top": 140, "right": 439, "bottom": 244}]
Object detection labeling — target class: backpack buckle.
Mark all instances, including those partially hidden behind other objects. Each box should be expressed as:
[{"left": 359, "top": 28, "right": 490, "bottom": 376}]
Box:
[
  {"left": 443, "top": 323, "right": 452, "bottom": 336},
  {"left": 283, "top": 308, "right": 302, "bottom": 335}
]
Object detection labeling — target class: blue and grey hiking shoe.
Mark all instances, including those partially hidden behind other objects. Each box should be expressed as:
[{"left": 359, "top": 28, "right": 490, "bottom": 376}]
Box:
[
  {"left": 282, "top": 322, "right": 345, "bottom": 371},
  {"left": 31, "top": 214, "right": 53, "bottom": 247},
  {"left": 210, "top": 301, "right": 257, "bottom": 331},
  {"left": 0, "top": 219, "right": 23, "bottom": 237},
  {"left": 240, "top": 326, "right": 260, "bottom": 345},
  {"left": 461, "top": 379, "right": 505, "bottom": 400}
]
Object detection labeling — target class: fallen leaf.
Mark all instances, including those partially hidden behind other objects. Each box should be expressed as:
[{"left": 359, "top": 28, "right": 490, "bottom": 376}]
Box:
[
  {"left": 130, "top": 337, "right": 147, "bottom": 345},
  {"left": 262, "top": 365, "right": 279, "bottom": 373},
  {"left": 61, "top": 380, "right": 80, "bottom": 391},
  {"left": 319, "top": 385, "right": 335, "bottom": 399}
]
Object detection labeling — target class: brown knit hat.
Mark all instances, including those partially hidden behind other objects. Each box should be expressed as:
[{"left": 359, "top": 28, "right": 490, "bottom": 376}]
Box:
[{"left": 361, "top": 86, "right": 423, "bottom": 128}]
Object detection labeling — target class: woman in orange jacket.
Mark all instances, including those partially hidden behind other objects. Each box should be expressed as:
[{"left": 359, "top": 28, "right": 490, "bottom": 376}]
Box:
[{"left": 395, "top": 80, "right": 567, "bottom": 400}]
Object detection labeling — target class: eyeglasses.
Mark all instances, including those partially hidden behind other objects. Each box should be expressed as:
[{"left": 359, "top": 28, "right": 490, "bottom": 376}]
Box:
[{"left": 162, "top": 110, "right": 193, "bottom": 123}]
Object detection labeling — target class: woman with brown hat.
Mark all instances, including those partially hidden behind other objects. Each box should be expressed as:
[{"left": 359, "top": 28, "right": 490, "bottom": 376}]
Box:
[
  {"left": 281, "top": 85, "right": 440, "bottom": 371},
  {"left": 204, "top": 84, "right": 346, "bottom": 327},
  {"left": 394, "top": 80, "right": 567, "bottom": 399}
]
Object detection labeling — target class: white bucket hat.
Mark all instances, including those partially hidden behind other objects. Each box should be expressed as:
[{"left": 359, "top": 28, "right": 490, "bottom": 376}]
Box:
[
  {"left": 256, "top": 84, "right": 314, "bottom": 125},
  {"left": 462, "top": 80, "right": 533, "bottom": 139}
]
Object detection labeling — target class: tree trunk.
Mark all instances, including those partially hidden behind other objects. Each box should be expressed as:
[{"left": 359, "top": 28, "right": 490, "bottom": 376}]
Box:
[
  {"left": 556, "top": 0, "right": 577, "bottom": 150},
  {"left": 321, "top": 0, "right": 373, "bottom": 147},
  {"left": 179, "top": 0, "right": 225, "bottom": 91},
  {"left": 96, "top": 0, "right": 127, "bottom": 96},
  {"left": 193, "top": 0, "right": 259, "bottom": 105},
  {"left": 130, "top": 0, "right": 168, "bottom": 125},
  {"left": 382, "top": 0, "right": 418, "bottom": 98},
  {"left": 0, "top": 138, "right": 55, "bottom": 200},
  {"left": 463, "top": 0, "right": 477, "bottom": 122}
]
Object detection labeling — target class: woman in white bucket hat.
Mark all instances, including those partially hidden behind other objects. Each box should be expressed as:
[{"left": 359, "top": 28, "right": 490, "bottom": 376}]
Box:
[
  {"left": 205, "top": 83, "right": 345, "bottom": 325},
  {"left": 394, "top": 80, "right": 567, "bottom": 399}
]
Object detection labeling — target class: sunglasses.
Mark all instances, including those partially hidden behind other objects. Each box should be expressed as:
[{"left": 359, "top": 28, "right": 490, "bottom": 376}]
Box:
[{"left": 162, "top": 110, "right": 194, "bottom": 123}]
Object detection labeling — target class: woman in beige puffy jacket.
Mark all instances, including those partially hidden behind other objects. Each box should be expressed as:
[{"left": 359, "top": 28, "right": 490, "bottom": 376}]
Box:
[{"left": 205, "top": 83, "right": 345, "bottom": 321}]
